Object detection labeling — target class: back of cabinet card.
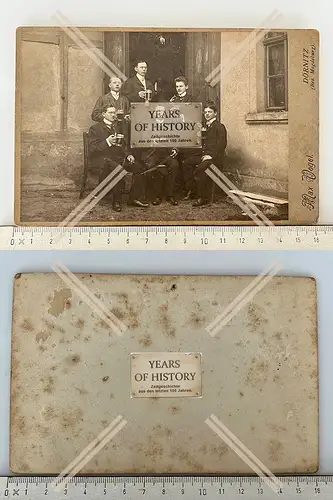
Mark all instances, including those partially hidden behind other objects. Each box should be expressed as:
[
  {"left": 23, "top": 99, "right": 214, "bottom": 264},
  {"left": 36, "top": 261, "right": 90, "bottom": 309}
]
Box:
[{"left": 10, "top": 273, "right": 318, "bottom": 474}]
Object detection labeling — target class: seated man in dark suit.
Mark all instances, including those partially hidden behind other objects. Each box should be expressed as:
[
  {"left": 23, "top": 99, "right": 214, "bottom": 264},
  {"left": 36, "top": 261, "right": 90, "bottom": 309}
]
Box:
[
  {"left": 184, "top": 101, "right": 227, "bottom": 207},
  {"left": 142, "top": 147, "right": 179, "bottom": 206},
  {"left": 122, "top": 60, "right": 155, "bottom": 103},
  {"left": 88, "top": 105, "right": 149, "bottom": 212},
  {"left": 91, "top": 76, "right": 130, "bottom": 122}
]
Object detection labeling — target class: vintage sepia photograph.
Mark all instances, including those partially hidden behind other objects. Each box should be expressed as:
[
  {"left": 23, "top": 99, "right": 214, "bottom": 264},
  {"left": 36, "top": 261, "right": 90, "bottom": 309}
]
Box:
[{"left": 15, "top": 28, "right": 319, "bottom": 225}]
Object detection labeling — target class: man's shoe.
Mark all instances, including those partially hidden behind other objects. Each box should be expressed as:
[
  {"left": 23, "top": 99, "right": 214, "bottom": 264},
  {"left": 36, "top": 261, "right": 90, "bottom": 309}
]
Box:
[
  {"left": 152, "top": 198, "right": 162, "bottom": 206},
  {"left": 112, "top": 201, "right": 122, "bottom": 212},
  {"left": 167, "top": 196, "right": 178, "bottom": 206},
  {"left": 132, "top": 199, "right": 149, "bottom": 208},
  {"left": 192, "top": 198, "right": 209, "bottom": 207}
]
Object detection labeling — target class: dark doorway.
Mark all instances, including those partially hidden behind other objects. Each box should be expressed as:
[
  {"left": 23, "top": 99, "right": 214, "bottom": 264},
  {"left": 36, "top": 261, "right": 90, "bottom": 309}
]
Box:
[{"left": 128, "top": 32, "right": 186, "bottom": 101}]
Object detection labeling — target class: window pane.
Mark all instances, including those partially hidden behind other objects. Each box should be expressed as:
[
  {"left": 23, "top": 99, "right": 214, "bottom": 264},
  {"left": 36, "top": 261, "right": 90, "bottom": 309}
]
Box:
[
  {"left": 268, "top": 43, "right": 285, "bottom": 76},
  {"left": 268, "top": 76, "right": 286, "bottom": 108}
]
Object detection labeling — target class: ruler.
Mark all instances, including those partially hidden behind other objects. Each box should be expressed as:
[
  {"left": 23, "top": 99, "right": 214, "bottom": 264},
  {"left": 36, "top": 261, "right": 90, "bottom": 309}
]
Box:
[
  {"left": 0, "top": 225, "right": 331, "bottom": 251},
  {"left": 0, "top": 476, "right": 332, "bottom": 499}
]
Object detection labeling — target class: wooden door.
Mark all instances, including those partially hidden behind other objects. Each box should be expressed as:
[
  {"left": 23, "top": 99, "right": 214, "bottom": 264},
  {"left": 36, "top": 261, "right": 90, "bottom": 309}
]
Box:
[{"left": 186, "top": 32, "right": 221, "bottom": 111}]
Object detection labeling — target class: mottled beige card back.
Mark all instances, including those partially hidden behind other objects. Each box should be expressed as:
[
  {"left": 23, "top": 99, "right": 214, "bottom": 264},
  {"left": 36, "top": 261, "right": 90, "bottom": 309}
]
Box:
[{"left": 11, "top": 273, "right": 318, "bottom": 474}]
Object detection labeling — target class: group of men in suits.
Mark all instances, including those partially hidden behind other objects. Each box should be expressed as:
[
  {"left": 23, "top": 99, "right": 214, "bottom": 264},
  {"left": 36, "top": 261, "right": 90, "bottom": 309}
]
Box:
[{"left": 88, "top": 60, "right": 227, "bottom": 212}]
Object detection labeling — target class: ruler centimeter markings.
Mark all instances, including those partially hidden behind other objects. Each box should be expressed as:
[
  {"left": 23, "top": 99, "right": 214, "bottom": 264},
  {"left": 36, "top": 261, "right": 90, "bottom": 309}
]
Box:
[
  {"left": 0, "top": 225, "right": 332, "bottom": 251},
  {"left": 0, "top": 476, "right": 333, "bottom": 499}
]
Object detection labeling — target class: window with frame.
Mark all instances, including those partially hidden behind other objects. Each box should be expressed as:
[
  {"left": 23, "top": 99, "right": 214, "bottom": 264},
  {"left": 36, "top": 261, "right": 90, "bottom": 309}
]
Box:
[{"left": 264, "top": 32, "right": 288, "bottom": 111}]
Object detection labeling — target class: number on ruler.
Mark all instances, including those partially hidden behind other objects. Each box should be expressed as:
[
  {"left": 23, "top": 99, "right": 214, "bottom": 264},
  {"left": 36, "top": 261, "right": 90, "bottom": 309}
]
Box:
[{"left": 201, "top": 237, "right": 208, "bottom": 245}]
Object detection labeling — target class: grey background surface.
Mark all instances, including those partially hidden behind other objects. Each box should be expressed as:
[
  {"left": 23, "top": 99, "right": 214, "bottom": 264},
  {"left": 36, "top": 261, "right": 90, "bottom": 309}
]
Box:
[{"left": 0, "top": 249, "right": 332, "bottom": 475}]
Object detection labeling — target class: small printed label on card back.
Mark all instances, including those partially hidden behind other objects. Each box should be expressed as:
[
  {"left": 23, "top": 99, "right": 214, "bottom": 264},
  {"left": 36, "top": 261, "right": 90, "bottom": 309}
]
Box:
[{"left": 130, "top": 352, "right": 202, "bottom": 398}]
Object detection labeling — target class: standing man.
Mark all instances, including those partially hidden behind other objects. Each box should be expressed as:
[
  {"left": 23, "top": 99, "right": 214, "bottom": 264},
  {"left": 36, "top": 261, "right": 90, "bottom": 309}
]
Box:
[
  {"left": 88, "top": 105, "right": 149, "bottom": 212},
  {"left": 170, "top": 76, "right": 196, "bottom": 103},
  {"left": 191, "top": 102, "right": 227, "bottom": 207},
  {"left": 170, "top": 76, "right": 200, "bottom": 198},
  {"left": 91, "top": 76, "right": 130, "bottom": 122},
  {"left": 122, "top": 60, "right": 155, "bottom": 103}
]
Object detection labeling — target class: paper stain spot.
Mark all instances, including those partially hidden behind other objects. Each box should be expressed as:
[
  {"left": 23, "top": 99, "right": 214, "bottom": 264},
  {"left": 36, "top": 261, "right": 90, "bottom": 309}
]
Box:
[
  {"left": 67, "top": 354, "right": 81, "bottom": 365},
  {"left": 170, "top": 405, "right": 181, "bottom": 414},
  {"left": 14, "top": 415, "right": 26, "bottom": 436},
  {"left": 75, "top": 318, "right": 85, "bottom": 329},
  {"left": 268, "top": 439, "right": 283, "bottom": 462},
  {"left": 247, "top": 303, "right": 268, "bottom": 333},
  {"left": 190, "top": 301, "right": 206, "bottom": 328},
  {"left": 21, "top": 318, "right": 34, "bottom": 331},
  {"left": 75, "top": 387, "right": 88, "bottom": 396},
  {"left": 159, "top": 303, "right": 176, "bottom": 338},
  {"left": 171, "top": 283, "right": 177, "bottom": 291},
  {"left": 113, "top": 294, "right": 140, "bottom": 329},
  {"left": 102, "top": 376, "right": 109, "bottom": 382},
  {"left": 36, "top": 330, "right": 50, "bottom": 343},
  {"left": 42, "top": 376, "right": 55, "bottom": 394},
  {"left": 111, "top": 307, "right": 126, "bottom": 321},
  {"left": 60, "top": 408, "right": 84, "bottom": 430},
  {"left": 210, "top": 444, "right": 229, "bottom": 458},
  {"left": 48, "top": 288, "right": 72, "bottom": 317},
  {"left": 139, "top": 334, "right": 152, "bottom": 347},
  {"left": 41, "top": 405, "right": 57, "bottom": 420}
]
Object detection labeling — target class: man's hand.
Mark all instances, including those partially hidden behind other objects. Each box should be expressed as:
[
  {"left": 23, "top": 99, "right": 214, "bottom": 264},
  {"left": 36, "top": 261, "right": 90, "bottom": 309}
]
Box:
[
  {"left": 124, "top": 114, "right": 131, "bottom": 121},
  {"left": 201, "top": 154, "right": 213, "bottom": 162},
  {"left": 127, "top": 155, "right": 135, "bottom": 164},
  {"left": 106, "top": 134, "right": 117, "bottom": 146},
  {"left": 138, "top": 90, "right": 146, "bottom": 99}
]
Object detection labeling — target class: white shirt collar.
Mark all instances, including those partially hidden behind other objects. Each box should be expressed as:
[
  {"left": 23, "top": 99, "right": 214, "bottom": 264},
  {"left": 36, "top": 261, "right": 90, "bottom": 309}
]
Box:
[
  {"left": 178, "top": 91, "right": 187, "bottom": 98},
  {"left": 206, "top": 117, "right": 217, "bottom": 127},
  {"left": 103, "top": 118, "right": 114, "bottom": 127},
  {"left": 136, "top": 73, "right": 146, "bottom": 86},
  {"left": 110, "top": 90, "right": 119, "bottom": 100}
]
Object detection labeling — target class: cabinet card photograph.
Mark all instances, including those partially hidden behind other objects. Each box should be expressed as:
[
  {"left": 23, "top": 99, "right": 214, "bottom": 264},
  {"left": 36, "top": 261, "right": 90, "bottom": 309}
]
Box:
[{"left": 15, "top": 28, "right": 319, "bottom": 225}]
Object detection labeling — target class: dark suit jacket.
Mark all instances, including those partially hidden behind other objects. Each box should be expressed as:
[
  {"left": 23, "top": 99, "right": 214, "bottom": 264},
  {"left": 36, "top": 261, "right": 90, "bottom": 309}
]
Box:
[
  {"left": 91, "top": 93, "right": 130, "bottom": 122},
  {"left": 169, "top": 92, "right": 197, "bottom": 103},
  {"left": 122, "top": 75, "right": 155, "bottom": 103},
  {"left": 88, "top": 121, "right": 128, "bottom": 167},
  {"left": 203, "top": 120, "right": 227, "bottom": 166}
]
